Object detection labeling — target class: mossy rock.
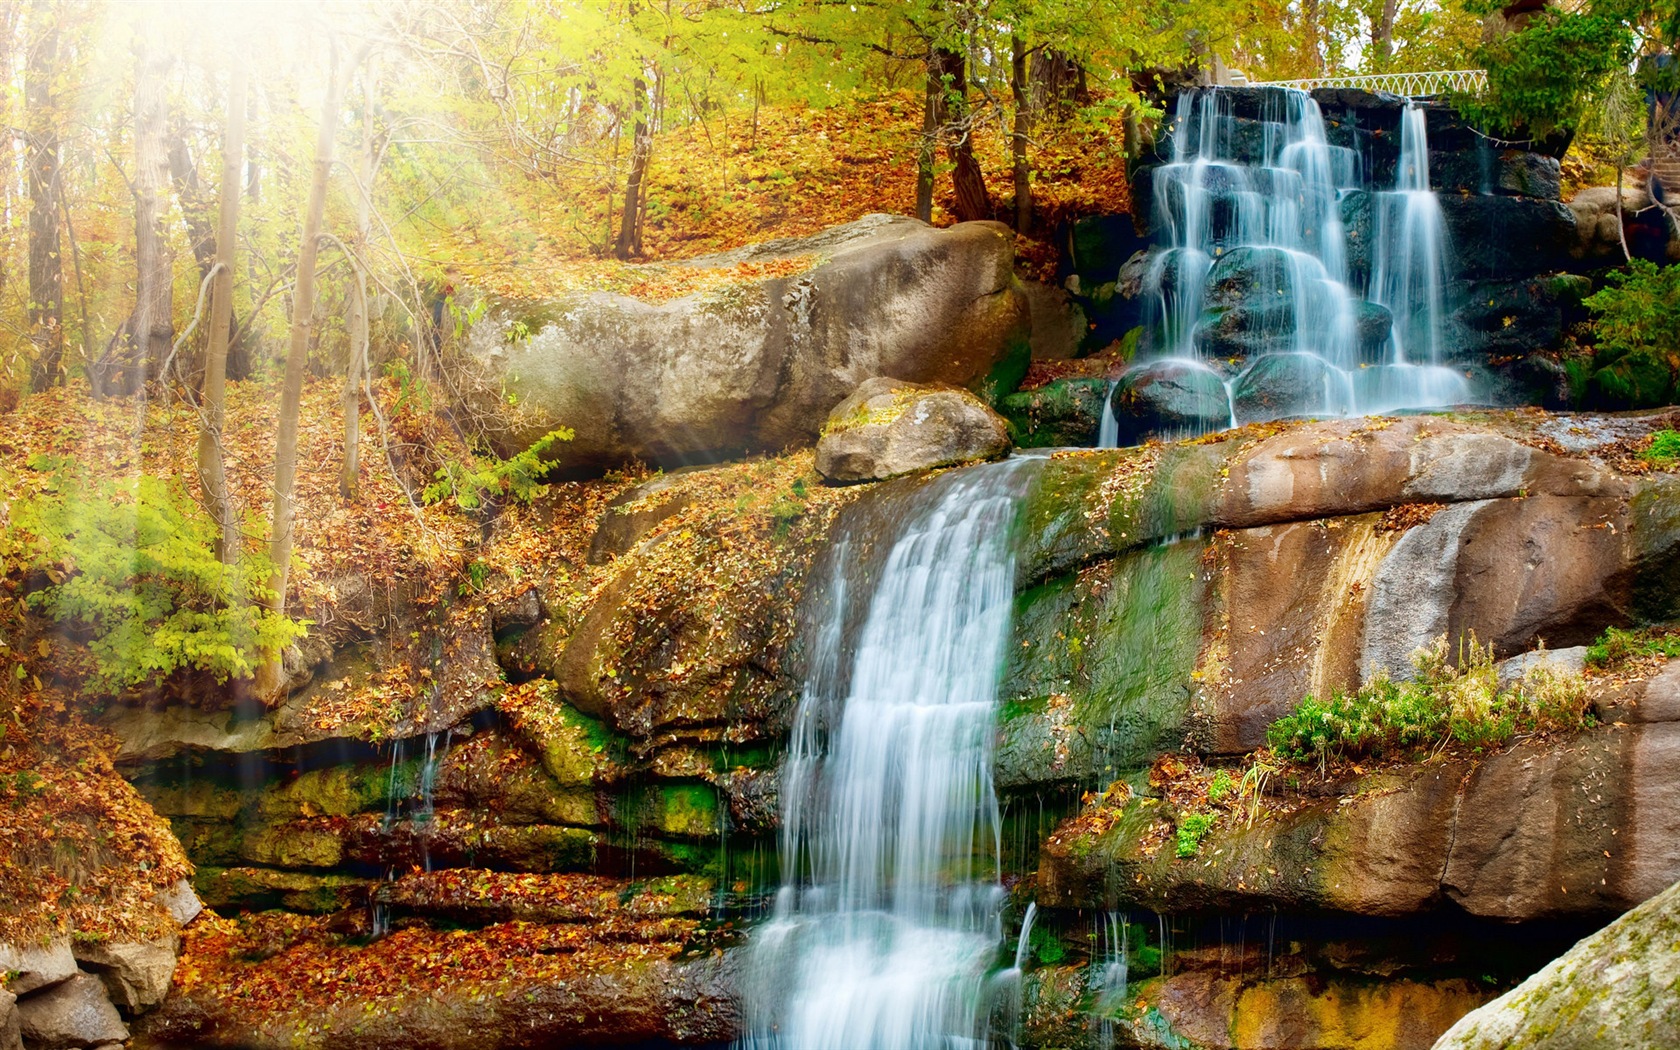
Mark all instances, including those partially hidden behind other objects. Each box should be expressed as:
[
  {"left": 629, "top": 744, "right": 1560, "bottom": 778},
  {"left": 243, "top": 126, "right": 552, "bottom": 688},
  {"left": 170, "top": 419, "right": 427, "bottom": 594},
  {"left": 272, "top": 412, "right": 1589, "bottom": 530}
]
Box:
[
  {"left": 614, "top": 782, "right": 721, "bottom": 841},
  {"left": 238, "top": 823, "right": 346, "bottom": 870},
  {"left": 254, "top": 763, "right": 412, "bottom": 821},
  {"left": 1590, "top": 349, "right": 1677, "bottom": 409},
  {"left": 197, "top": 867, "right": 373, "bottom": 914},
  {"left": 998, "top": 377, "right": 1111, "bottom": 448}
]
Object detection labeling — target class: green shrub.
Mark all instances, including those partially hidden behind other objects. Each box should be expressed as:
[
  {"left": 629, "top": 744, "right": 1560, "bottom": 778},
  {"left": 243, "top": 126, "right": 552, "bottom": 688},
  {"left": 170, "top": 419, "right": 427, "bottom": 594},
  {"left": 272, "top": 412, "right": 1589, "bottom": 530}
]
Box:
[
  {"left": 1583, "top": 261, "right": 1680, "bottom": 408},
  {"left": 1455, "top": 8, "right": 1633, "bottom": 139},
  {"left": 423, "top": 428, "right": 574, "bottom": 511},
  {"left": 1174, "top": 812, "right": 1215, "bottom": 858},
  {"left": 1585, "top": 625, "right": 1680, "bottom": 668},
  {"left": 1644, "top": 430, "right": 1680, "bottom": 467},
  {"left": 1267, "top": 635, "right": 1593, "bottom": 767},
  {"left": 8, "top": 469, "right": 306, "bottom": 692},
  {"left": 1206, "top": 769, "right": 1236, "bottom": 805}
]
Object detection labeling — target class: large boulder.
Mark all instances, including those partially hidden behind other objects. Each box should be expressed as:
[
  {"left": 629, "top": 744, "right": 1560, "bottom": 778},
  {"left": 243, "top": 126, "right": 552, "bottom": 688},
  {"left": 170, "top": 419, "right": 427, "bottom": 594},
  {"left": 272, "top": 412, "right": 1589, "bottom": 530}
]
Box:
[
  {"left": 73, "top": 936, "right": 179, "bottom": 1012},
  {"left": 1108, "top": 359, "right": 1231, "bottom": 446},
  {"left": 1432, "top": 877, "right": 1680, "bottom": 1049},
  {"left": 15, "top": 973, "right": 128, "bottom": 1049},
  {"left": 0, "top": 989, "right": 17, "bottom": 1050},
  {"left": 0, "top": 940, "right": 77, "bottom": 996},
  {"left": 469, "top": 215, "right": 1030, "bottom": 472},
  {"left": 815, "top": 378, "right": 1010, "bottom": 483}
]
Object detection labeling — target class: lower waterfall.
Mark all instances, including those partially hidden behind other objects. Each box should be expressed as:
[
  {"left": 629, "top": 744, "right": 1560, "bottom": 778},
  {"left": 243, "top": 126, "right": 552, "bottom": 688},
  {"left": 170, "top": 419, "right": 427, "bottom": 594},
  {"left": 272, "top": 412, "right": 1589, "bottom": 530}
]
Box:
[{"left": 741, "top": 458, "right": 1038, "bottom": 1049}]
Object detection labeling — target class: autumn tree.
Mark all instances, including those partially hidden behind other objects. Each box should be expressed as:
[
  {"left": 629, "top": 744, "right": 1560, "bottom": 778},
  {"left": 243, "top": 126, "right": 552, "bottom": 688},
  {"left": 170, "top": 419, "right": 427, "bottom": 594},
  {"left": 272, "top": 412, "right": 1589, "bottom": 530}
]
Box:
[
  {"left": 258, "top": 42, "right": 355, "bottom": 698},
  {"left": 198, "top": 60, "right": 246, "bottom": 564},
  {"left": 25, "top": 1, "right": 63, "bottom": 393}
]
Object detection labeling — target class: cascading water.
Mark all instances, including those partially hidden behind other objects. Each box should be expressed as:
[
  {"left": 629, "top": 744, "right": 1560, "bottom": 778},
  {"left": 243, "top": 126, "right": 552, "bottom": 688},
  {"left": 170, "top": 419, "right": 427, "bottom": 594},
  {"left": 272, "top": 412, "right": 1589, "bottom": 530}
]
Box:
[
  {"left": 741, "top": 458, "right": 1038, "bottom": 1050},
  {"left": 1103, "top": 86, "right": 1471, "bottom": 446}
]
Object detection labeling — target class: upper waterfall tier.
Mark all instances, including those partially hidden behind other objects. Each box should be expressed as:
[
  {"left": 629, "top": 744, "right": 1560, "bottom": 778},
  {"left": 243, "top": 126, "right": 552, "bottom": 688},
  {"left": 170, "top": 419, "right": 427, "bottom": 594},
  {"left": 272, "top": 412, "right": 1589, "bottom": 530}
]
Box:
[{"left": 1109, "top": 85, "right": 1473, "bottom": 445}]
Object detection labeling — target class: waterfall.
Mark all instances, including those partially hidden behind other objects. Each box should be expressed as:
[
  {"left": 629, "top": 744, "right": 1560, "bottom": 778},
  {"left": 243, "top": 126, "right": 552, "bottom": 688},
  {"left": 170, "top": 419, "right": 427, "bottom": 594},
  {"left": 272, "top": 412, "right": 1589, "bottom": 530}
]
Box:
[
  {"left": 1122, "top": 86, "right": 1469, "bottom": 441},
  {"left": 741, "top": 458, "right": 1037, "bottom": 1050}
]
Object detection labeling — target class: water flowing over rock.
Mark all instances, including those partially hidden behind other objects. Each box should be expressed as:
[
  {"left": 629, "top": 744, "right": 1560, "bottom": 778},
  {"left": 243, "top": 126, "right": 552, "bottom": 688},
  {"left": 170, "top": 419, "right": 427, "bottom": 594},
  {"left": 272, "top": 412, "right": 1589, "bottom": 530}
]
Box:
[
  {"left": 741, "top": 458, "right": 1038, "bottom": 1048},
  {"left": 467, "top": 215, "right": 1029, "bottom": 472},
  {"left": 1102, "top": 87, "right": 1471, "bottom": 446},
  {"left": 1431, "top": 877, "right": 1680, "bottom": 1050}
]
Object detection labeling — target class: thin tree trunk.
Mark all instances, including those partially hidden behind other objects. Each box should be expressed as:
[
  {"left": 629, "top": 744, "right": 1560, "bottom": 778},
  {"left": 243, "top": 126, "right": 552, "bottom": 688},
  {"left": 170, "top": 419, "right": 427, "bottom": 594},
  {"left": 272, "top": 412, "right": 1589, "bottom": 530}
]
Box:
[
  {"left": 1010, "top": 35, "right": 1031, "bottom": 233},
  {"left": 1373, "top": 0, "right": 1399, "bottom": 67},
  {"left": 200, "top": 62, "right": 246, "bottom": 566},
  {"left": 127, "top": 38, "right": 175, "bottom": 389},
  {"left": 934, "top": 47, "right": 992, "bottom": 223},
  {"left": 257, "top": 47, "right": 350, "bottom": 698},
  {"left": 26, "top": 4, "right": 63, "bottom": 394},
  {"left": 343, "top": 55, "right": 379, "bottom": 501},
  {"left": 613, "top": 75, "right": 651, "bottom": 260},
  {"left": 916, "top": 54, "right": 937, "bottom": 222}
]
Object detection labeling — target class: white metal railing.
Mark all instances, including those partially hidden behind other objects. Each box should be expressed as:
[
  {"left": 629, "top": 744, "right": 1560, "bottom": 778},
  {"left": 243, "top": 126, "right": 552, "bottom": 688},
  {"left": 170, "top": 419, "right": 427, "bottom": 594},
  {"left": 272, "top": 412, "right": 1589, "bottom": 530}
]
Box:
[{"left": 1249, "top": 69, "right": 1487, "bottom": 97}]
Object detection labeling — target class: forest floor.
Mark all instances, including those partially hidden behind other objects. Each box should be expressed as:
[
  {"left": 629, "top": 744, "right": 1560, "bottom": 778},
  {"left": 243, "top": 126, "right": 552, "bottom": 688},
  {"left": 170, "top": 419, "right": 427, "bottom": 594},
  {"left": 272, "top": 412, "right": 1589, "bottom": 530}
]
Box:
[{"left": 425, "top": 90, "right": 1130, "bottom": 303}]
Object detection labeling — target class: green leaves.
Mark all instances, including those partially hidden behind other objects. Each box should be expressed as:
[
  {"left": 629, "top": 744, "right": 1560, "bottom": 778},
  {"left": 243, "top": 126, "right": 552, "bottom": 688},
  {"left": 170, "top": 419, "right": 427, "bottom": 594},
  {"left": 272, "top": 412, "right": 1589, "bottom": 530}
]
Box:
[
  {"left": 422, "top": 427, "right": 574, "bottom": 511},
  {"left": 8, "top": 467, "right": 306, "bottom": 693},
  {"left": 1456, "top": 8, "right": 1635, "bottom": 140},
  {"left": 1584, "top": 261, "right": 1680, "bottom": 408}
]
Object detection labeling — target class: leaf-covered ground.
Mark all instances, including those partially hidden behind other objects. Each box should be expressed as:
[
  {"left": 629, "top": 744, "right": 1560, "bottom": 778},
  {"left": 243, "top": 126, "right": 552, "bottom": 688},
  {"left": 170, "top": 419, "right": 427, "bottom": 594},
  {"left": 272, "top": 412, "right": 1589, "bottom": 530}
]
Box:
[{"left": 436, "top": 91, "right": 1130, "bottom": 303}]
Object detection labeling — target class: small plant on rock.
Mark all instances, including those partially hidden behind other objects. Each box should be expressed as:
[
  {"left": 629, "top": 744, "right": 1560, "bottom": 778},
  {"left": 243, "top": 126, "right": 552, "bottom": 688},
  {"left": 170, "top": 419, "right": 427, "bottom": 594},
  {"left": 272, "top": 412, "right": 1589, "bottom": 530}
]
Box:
[
  {"left": 1174, "top": 812, "right": 1215, "bottom": 858},
  {"left": 1643, "top": 430, "right": 1680, "bottom": 468},
  {"left": 1585, "top": 625, "right": 1680, "bottom": 669},
  {"left": 1267, "top": 634, "right": 1593, "bottom": 768}
]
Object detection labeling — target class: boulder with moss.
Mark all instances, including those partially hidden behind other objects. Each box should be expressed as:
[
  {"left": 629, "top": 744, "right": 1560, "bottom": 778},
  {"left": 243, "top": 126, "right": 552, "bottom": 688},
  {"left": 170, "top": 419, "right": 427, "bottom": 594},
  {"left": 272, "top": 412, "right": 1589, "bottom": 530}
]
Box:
[
  {"left": 1431, "top": 876, "right": 1680, "bottom": 1049},
  {"left": 815, "top": 377, "right": 1011, "bottom": 483},
  {"left": 469, "top": 215, "right": 1029, "bottom": 473}
]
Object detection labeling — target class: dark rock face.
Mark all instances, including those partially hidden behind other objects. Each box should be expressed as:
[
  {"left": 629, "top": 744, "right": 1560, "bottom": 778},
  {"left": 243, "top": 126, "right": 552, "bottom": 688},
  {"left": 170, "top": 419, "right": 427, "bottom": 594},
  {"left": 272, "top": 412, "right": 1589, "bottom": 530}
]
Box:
[
  {"left": 1437, "top": 195, "right": 1578, "bottom": 279},
  {"left": 998, "top": 377, "right": 1112, "bottom": 448},
  {"left": 469, "top": 215, "right": 1030, "bottom": 472}
]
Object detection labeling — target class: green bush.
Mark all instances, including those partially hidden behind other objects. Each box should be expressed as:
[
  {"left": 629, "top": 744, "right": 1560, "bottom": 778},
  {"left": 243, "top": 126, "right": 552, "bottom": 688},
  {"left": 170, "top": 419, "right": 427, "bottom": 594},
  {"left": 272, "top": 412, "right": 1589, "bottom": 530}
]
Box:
[
  {"left": 8, "top": 468, "right": 306, "bottom": 693},
  {"left": 1456, "top": 8, "right": 1633, "bottom": 139},
  {"left": 422, "top": 428, "right": 574, "bottom": 511},
  {"left": 1267, "top": 635, "right": 1593, "bottom": 767},
  {"left": 1174, "top": 812, "right": 1215, "bottom": 858},
  {"left": 1583, "top": 261, "right": 1680, "bottom": 408},
  {"left": 1585, "top": 625, "right": 1680, "bottom": 668},
  {"left": 1644, "top": 430, "right": 1680, "bottom": 467},
  {"left": 1206, "top": 769, "right": 1236, "bottom": 805}
]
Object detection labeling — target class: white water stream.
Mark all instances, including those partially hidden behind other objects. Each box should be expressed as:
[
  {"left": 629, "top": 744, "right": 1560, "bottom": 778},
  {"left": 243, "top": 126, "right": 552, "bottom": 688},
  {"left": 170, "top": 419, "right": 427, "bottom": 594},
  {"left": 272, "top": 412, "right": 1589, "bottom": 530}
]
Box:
[
  {"left": 741, "top": 459, "right": 1037, "bottom": 1049},
  {"left": 1105, "top": 86, "right": 1471, "bottom": 445}
]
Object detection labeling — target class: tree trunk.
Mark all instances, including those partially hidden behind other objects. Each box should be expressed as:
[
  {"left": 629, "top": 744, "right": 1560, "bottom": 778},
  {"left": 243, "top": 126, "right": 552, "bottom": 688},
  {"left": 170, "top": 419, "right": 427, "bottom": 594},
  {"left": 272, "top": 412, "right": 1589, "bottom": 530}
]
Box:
[
  {"left": 25, "top": 4, "right": 63, "bottom": 394},
  {"left": 613, "top": 75, "right": 652, "bottom": 260},
  {"left": 127, "top": 38, "right": 175, "bottom": 390},
  {"left": 1010, "top": 35, "right": 1030, "bottom": 233},
  {"left": 932, "top": 47, "right": 992, "bottom": 223},
  {"left": 257, "top": 48, "right": 350, "bottom": 699},
  {"left": 1372, "top": 0, "right": 1399, "bottom": 67},
  {"left": 916, "top": 55, "right": 937, "bottom": 222},
  {"left": 1029, "top": 49, "right": 1086, "bottom": 120},
  {"left": 200, "top": 61, "right": 246, "bottom": 566},
  {"left": 343, "top": 56, "right": 380, "bottom": 501}
]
